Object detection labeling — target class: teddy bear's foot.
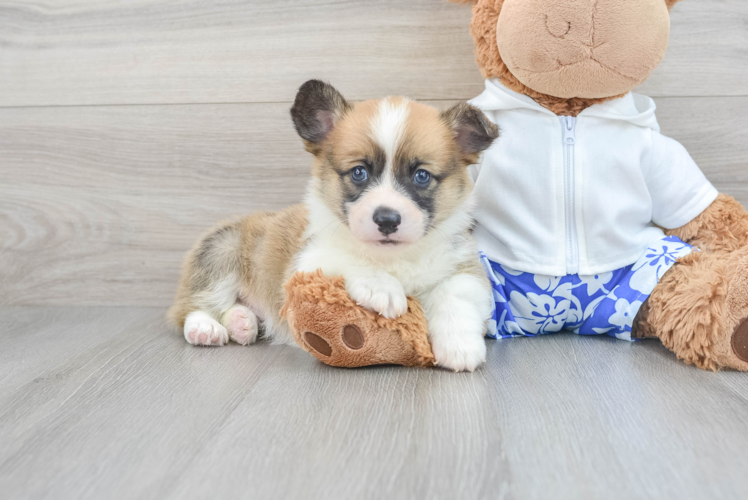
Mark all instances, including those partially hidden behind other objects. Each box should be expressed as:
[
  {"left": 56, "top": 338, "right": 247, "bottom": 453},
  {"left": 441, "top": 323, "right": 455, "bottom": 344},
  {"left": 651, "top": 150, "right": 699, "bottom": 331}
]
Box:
[
  {"left": 281, "top": 271, "right": 434, "bottom": 368},
  {"left": 297, "top": 318, "right": 429, "bottom": 368},
  {"left": 633, "top": 247, "right": 748, "bottom": 371}
]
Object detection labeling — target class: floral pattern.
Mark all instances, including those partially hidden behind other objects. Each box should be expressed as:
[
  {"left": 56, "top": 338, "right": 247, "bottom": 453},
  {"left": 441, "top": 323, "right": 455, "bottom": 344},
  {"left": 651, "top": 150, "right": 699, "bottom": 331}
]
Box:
[{"left": 481, "top": 235, "right": 693, "bottom": 341}]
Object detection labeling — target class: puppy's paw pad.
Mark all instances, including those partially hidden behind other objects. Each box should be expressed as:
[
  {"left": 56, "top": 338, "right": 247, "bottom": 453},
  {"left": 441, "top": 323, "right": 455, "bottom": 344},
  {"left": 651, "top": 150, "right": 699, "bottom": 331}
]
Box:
[
  {"left": 223, "top": 305, "right": 259, "bottom": 346},
  {"left": 346, "top": 275, "right": 408, "bottom": 319},
  {"left": 184, "top": 312, "right": 229, "bottom": 346}
]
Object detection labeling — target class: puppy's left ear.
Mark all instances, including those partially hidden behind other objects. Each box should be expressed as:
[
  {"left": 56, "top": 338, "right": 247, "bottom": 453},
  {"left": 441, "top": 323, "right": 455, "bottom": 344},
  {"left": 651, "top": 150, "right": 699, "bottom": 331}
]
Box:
[
  {"left": 441, "top": 102, "right": 500, "bottom": 163},
  {"left": 290, "top": 80, "right": 351, "bottom": 154}
]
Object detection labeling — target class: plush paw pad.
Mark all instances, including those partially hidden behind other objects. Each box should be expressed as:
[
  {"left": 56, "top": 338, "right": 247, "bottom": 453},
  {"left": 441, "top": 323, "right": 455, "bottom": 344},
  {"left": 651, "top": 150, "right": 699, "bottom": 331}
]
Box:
[
  {"left": 732, "top": 318, "right": 748, "bottom": 363},
  {"left": 304, "top": 331, "right": 333, "bottom": 357},
  {"left": 222, "top": 305, "right": 259, "bottom": 346},
  {"left": 303, "top": 324, "right": 366, "bottom": 359},
  {"left": 346, "top": 274, "right": 408, "bottom": 319},
  {"left": 341, "top": 324, "right": 365, "bottom": 350},
  {"left": 184, "top": 311, "right": 229, "bottom": 346}
]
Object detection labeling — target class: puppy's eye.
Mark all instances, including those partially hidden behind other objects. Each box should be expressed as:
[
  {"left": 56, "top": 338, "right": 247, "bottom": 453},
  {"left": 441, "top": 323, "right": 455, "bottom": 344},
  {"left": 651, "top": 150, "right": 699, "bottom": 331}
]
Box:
[
  {"left": 413, "top": 169, "right": 431, "bottom": 187},
  {"left": 350, "top": 166, "right": 368, "bottom": 185}
]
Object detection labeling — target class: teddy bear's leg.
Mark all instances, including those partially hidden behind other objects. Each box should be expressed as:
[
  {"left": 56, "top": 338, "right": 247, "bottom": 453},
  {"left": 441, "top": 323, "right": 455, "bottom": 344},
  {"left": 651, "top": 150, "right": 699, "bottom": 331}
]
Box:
[
  {"left": 281, "top": 271, "right": 435, "bottom": 368},
  {"left": 285, "top": 297, "right": 433, "bottom": 368},
  {"left": 633, "top": 247, "right": 748, "bottom": 371}
]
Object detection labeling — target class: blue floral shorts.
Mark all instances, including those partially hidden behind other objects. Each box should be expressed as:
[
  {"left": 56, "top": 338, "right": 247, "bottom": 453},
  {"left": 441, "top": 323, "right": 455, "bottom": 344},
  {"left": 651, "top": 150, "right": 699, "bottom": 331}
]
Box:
[{"left": 480, "top": 236, "right": 694, "bottom": 341}]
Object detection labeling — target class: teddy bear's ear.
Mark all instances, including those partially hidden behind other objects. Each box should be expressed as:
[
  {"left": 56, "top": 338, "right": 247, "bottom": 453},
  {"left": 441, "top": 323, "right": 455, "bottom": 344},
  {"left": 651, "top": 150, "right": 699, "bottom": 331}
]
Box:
[
  {"left": 290, "top": 80, "right": 350, "bottom": 146},
  {"left": 665, "top": 0, "right": 682, "bottom": 9},
  {"left": 441, "top": 102, "right": 500, "bottom": 157}
]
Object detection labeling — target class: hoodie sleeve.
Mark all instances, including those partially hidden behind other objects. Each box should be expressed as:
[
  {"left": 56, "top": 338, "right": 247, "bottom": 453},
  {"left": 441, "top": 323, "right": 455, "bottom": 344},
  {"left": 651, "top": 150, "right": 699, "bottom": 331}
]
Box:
[{"left": 644, "top": 131, "right": 719, "bottom": 230}]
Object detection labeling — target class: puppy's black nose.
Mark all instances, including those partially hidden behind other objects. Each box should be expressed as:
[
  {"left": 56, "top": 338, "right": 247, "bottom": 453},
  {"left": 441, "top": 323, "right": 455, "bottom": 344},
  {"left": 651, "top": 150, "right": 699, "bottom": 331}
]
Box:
[{"left": 373, "top": 207, "right": 401, "bottom": 236}]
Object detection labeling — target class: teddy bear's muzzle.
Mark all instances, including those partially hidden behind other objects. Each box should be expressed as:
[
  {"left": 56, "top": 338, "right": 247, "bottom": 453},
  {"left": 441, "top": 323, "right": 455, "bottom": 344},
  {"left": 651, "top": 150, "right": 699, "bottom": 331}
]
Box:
[{"left": 495, "top": 0, "right": 671, "bottom": 99}]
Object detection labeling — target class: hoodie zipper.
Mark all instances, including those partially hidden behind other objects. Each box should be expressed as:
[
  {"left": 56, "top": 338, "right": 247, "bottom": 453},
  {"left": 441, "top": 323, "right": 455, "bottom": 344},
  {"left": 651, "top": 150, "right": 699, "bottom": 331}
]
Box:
[{"left": 561, "top": 116, "right": 579, "bottom": 275}]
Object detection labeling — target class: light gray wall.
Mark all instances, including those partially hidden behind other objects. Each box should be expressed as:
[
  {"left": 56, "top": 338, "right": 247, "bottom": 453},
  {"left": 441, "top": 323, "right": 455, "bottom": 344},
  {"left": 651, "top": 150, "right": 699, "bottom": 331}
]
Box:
[{"left": 1, "top": 0, "right": 747, "bottom": 306}]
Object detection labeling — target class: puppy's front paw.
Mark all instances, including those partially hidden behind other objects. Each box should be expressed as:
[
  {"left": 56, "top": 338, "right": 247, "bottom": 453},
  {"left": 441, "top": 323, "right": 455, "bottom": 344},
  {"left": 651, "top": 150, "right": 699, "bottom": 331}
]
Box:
[
  {"left": 429, "top": 322, "right": 487, "bottom": 372},
  {"left": 431, "top": 335, "right": 486, "bottom": 372},
  {"left": 184, "top": 311, "right": 229, "bottom": 346},
  {"left": 346, "top": 273, "right": 408, "bottom": 319}
]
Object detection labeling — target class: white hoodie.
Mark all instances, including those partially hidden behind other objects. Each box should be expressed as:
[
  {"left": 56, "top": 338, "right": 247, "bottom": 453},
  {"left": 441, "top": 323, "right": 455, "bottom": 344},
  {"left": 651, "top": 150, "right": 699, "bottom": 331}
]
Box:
[{"left": 468, "top": 79, "right": 718, "bottom": 276}]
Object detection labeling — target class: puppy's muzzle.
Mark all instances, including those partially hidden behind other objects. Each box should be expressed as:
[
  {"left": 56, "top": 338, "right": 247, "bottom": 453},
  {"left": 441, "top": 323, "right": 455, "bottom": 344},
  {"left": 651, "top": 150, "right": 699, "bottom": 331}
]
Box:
[{"left": 373, "top": 207, "right": 401, "bottom": 236}]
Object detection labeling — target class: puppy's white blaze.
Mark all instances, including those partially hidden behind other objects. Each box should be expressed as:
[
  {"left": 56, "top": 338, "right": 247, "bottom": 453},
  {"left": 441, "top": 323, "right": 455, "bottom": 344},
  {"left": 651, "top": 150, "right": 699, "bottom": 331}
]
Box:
[
  {"left": 348, "top": 183, "right": 425, "bottom": 244},
  {"left": 370, "top": 98, "right": 409, "bottom": 167},
  {"left": 343, "top": 98, "right": 427, "bottom": 247}
]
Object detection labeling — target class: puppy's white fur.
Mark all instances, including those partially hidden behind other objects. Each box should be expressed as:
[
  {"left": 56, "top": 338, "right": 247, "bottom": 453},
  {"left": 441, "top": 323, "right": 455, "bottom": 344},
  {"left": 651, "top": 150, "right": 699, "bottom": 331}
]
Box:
[{"left": 371, "top": 99, "right": 409, "bottom": 163}]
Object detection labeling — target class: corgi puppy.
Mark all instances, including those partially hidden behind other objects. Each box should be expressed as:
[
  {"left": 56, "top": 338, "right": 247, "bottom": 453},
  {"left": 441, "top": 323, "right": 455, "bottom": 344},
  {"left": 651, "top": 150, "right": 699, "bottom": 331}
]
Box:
[{"left": 169, "top": 80, "right": 499, "bottom": 372}]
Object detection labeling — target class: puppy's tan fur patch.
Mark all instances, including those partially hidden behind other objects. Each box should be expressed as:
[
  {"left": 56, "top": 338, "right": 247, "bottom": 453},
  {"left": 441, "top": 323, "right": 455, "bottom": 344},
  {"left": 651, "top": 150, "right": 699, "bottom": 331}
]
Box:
[{"left": 169, "top": 205, "right": 307, "bottom": 330}]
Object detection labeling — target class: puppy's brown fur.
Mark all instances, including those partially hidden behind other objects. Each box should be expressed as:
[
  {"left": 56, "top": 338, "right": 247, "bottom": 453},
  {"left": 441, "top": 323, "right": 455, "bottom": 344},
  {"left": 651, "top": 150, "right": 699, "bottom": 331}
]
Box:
[{"left": 169, "top": 205, "right": 307, "bottom": 328}]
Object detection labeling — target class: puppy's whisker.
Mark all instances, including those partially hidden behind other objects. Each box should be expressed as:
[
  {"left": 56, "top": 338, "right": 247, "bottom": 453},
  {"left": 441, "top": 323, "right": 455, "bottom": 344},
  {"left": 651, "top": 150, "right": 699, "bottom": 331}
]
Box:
[
  {"left": 318, "top": 218, "right": 341, "bottom": 235},
  {"left": 434, "top": 227, "right": 454, "bottom": 246},
  {"left": 308, "top": 217, "right": 343, "bottom": 240},
  {"left": 329, "top": 221, "right": 345, "bottom": 239}
]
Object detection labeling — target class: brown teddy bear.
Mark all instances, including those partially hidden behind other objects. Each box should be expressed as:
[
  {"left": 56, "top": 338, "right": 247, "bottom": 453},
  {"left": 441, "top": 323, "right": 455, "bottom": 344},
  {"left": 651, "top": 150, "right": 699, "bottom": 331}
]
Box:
[{"left": 283, "top": 0, "right": 748, "bottom": 371}]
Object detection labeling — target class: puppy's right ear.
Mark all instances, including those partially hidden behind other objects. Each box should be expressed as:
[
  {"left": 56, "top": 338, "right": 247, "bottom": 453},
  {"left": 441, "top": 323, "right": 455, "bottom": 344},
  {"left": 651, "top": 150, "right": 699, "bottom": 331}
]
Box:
[
  {"left": 290, "top": 80, "right": 350, "bottom": 153},
  {"left": 441, "top": 102, "right": 500, "bottom": 164}
]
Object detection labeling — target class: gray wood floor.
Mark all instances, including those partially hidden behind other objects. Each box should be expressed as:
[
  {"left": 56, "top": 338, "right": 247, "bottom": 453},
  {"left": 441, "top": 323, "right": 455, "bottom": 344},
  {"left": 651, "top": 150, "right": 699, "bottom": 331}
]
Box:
[{"left": 1, "top": 307, "right": 747, "bottom": 500}]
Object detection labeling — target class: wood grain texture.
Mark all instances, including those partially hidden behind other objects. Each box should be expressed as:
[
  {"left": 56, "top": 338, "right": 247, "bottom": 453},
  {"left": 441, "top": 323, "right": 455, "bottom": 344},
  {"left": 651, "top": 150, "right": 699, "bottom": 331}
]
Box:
[
  {"left": 635, "top": 0, "right": 748, "bottom": 98},
  {"left": 1, "top": 306, "right": 747, "bottom": 500},
  {"left": 0, "top": 0, "right": 482, "bottom": 107},
  {"left": 0, "top": 0, "right": 747, "bottom": 107},
  {"left": 2, "top": 96, "right": 747, "bottom": 306},
  {"left": 0, "top": 102, "right": 310, "bottom": 307}
]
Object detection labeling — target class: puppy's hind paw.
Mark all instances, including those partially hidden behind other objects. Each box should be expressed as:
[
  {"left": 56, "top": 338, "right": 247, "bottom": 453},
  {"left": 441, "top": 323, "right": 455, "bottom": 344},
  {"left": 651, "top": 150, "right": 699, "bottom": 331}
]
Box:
[
  {"left": 184, "top": 311, "right": 229, "bottom": 346},
  {"left": 221, "top": 304, "right": 259, "bottom": 346}
]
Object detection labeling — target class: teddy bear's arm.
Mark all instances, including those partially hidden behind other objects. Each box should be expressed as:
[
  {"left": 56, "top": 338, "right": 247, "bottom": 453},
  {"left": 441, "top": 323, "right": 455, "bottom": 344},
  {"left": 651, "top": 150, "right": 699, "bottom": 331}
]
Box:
[{"left": 665, "top": 194, "right": 748, "bottom": 252}]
